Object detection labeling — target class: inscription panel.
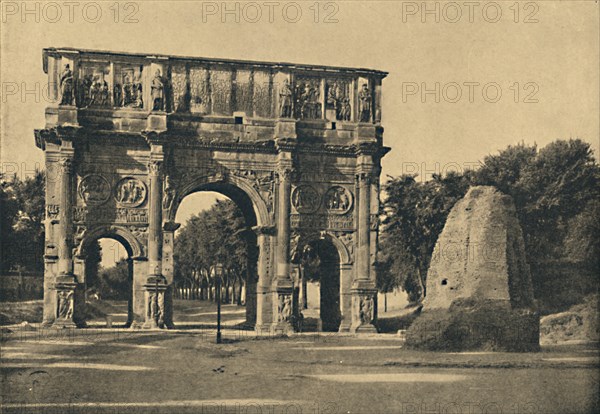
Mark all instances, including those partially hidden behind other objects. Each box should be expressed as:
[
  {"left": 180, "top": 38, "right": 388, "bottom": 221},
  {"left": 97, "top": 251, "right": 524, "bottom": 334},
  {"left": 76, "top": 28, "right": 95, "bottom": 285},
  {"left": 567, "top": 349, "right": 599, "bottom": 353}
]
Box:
[
  {"left": 73, "top": 206, "right": 148, "bottom": 224},
  {"left": 290, "top": 214, "right": 354, "bottom": 231}
]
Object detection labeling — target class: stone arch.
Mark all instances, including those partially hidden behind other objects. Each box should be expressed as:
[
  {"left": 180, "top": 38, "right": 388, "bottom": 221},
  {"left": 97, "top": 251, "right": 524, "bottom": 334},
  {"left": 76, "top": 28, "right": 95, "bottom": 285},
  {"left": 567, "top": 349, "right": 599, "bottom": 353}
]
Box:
[
  {"left": 77, "top": 225, "right": 145, "bottom": 259},
  {"left": 167, "top": 173, "right": 272, "bottom": 228},
  {"left": 292, "top": 231, "right": 352, "bottom": 265},
  {"left": 167, "top": 172, "right": 269, "bottom": 327}
]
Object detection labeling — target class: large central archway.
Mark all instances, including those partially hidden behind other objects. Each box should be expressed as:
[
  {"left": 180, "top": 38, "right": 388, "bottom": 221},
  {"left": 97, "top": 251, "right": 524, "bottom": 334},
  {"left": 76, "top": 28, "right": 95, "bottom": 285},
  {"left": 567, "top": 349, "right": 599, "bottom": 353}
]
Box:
[{"left": 171, "top": 180, "right": 261, "bottom": 327}]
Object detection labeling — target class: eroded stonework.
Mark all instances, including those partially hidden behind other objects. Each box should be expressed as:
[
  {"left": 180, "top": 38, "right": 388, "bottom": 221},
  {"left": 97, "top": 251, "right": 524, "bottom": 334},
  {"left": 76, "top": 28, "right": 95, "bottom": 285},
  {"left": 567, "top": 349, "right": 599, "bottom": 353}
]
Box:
[
  {"left": 36, "top": 48, "right": 388, "bottom": 333},
  {"left": 406, "top": 186, "right": 539, "bottom": 351}
]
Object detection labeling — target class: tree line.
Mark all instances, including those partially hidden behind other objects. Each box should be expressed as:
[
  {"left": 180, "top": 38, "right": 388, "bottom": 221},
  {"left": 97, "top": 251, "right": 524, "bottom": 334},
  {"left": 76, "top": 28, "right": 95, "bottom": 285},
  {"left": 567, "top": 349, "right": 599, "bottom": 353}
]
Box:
[
  {"left": 2, "top": 139, "right": 598, "bottom": 314},
  {"left": 173, "top": 199, "right": 256, "bottom": 305},
  {"left": 377, "top": 139, "right": 599, "bottom": 313}
]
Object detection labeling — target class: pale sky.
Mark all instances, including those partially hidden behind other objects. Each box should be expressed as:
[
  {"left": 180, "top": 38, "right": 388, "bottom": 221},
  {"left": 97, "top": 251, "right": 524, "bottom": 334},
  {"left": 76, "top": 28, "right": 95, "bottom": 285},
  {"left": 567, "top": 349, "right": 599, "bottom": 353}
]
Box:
[{"left": 1, "top": 1, "right": 598, "bottom": 266}]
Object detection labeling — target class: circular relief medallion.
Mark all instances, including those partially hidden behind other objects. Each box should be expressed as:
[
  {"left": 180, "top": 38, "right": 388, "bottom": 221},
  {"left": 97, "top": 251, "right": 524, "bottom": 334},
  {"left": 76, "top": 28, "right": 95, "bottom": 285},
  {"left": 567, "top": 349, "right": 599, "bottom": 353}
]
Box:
[
  {"left": 78, "top": 175, "right": 111, "bottom": 206},
  {"left": 324, "top": 186, "right": 353, "bottom": 214},
  {"left": 114, "top": 178, "right": 147, "bottom": 207},
  {"left": 291, "top": 185, "right": 320, "bottom": 214}
]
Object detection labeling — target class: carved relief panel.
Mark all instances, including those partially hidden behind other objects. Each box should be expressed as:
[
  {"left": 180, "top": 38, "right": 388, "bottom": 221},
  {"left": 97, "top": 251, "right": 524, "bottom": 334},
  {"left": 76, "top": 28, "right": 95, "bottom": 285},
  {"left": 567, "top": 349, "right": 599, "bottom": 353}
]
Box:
[
  {"left": 210, "top": 69, "right": 232, "bottom": 115},
  {"left": 78, "top": 174, "right": 111, "bottom": 206},
  {"left": 290, "top": 181, "right": 355, "bottom": 231},
  {"left": 234, "top": 70, "right": 253, "bottom": 115},
  {"left": 115, "top": 178, "right": 147, "bottom": 207},
  {"left": 325, "top": 79, "right": 351, "bottom": 121},
  {"left": 77, "top": 62, "right": 111, "bottom": 108},
  {"left": 294, "top": 77, "right": 321, "bottom": 119},
  {"left": 113, "top": 63, "right": 144, "bottom": 108},
  {"left": 170, "top": 64, "right": 188, "bottom": 113},
  {"left": 324, "top": 186, "right": 353, "bottom": 214},
  {"left": 190, "top": 67, "right": 210, "bottom": 114},
  {"left": 291, "top": 184, "right": 320, "bottom": 214},
  {"left": 356, "top": 294, "right": 374, "bottom": 324},
  {"left": 253, "top": 70, "right": 272, "bottom": 118}
]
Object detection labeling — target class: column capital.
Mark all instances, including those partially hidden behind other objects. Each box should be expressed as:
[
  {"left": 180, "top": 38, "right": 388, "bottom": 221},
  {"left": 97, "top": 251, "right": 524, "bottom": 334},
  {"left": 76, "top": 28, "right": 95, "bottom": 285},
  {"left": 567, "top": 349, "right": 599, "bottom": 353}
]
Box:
[
  {"left": 163, "top": 221, "right": 181, "bottom": 232},
  {"left": 58, "top": 157, "right": 74, "bottom": 174},
  {"left": 355, "top": 171, "right": 373, "bottom": 184},
  {"left": 276, "top": 165, "right": 294, "bottom": 181},
  {"left": 147, "top": 159, "right": 163, "bottom": 176}
]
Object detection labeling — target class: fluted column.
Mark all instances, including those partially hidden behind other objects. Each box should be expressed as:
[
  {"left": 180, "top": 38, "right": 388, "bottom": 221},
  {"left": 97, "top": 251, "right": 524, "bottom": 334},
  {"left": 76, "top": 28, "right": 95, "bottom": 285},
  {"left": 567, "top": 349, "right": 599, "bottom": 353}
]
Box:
[
  {"left": 271, "top": 164, "right": 295, "bottom": 333},
  {"left": 53, "top": 155, "right": 79, "bottom": 328},
  {"left": 276, "top": 166, "right": 292, "bottom": 281},
  {"left": 351, "top": 169, "right": 377, "bottom": 333},
  {"left": 147, "top": 159, "right": 163, "bottom": 275},
  {"left": 357, "top": 172, "right": 371, "bottom": 281},
  {"left": 143, "top": 158, "right": 167, "bottom": 329},
  {"left": 57, "top": 157, "right": 74, "bottom": 277}
]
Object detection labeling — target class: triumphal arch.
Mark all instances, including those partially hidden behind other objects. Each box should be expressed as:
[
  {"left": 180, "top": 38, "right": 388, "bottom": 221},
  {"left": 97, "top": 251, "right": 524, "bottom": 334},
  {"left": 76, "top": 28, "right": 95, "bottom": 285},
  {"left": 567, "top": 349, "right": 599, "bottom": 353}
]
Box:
[{"left": 35, "top": 48, "right": 388, "bottom": 333}]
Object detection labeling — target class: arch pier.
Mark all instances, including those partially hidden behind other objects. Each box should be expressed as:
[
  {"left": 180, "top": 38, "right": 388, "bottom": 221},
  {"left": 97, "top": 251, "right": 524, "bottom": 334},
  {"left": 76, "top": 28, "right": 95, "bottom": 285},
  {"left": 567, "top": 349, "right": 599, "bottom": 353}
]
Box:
[{"left": 35, "top": 48, "right": 389, "bottom": 332}]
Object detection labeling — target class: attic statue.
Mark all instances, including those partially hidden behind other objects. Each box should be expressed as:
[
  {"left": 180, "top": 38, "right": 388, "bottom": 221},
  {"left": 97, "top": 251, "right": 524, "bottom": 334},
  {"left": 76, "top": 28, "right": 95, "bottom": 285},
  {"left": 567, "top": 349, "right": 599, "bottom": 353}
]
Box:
[
  {"left": 151, "top": 69, "right": 165, "bottom": 111},
  {"left": 60, "top": 64, "right": 74, "bottom": 105}
]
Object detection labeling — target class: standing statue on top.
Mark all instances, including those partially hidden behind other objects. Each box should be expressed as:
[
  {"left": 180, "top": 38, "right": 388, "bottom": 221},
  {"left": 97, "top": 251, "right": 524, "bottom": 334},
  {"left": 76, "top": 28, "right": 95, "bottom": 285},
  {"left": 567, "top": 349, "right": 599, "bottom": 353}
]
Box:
[
  {"left": 151, "top": 69, "right": 165, "bottom": 111},
  {"left": 358, "top": 83, "right": 371, "bottom": 123},
  {"left": 279, "top": 79, "right": 293, "bottom": 118},
  {"left": 60, "top": 64, "right": 74, "bottom": 105}
]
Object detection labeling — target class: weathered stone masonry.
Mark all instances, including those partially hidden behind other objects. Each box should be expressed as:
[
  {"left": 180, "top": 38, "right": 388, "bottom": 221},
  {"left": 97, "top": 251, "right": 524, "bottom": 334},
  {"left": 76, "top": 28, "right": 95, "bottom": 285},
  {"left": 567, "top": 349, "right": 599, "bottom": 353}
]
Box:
[{"left": 35, "top": 48, "right": 389, "bottom": 332}]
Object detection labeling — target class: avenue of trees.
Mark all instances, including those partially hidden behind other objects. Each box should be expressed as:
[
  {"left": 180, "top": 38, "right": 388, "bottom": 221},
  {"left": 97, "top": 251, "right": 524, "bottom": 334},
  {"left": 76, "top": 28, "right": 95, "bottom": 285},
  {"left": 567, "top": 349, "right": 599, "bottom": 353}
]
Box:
[
  {"left": 377, "top": 139, "right": 600, "bottom": 313},
  {"left": 173, "top": 199, "right": 255, "bottom": 304}
]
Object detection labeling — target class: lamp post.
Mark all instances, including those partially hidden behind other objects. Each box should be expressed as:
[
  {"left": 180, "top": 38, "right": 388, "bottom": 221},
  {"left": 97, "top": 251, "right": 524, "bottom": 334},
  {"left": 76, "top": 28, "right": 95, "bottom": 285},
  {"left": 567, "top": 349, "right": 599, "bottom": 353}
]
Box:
[{"left": 212, "top": 263, "right": 224, "bottom": 344}]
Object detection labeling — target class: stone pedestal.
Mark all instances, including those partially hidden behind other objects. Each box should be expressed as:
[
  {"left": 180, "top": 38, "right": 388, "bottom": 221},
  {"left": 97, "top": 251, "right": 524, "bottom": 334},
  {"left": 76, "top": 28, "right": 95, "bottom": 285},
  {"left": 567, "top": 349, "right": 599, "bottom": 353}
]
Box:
[
  {"left": 142, "top": 275, "right": 168, "bottom": 329},
  {"left": 271, "top": 282, "right": 294, "bottom": 334},
  {"left": 147, "top": 112, "right": 167, "bottom": 132},
  {"left": 275, "top": 119, "right": 297, "bottom": 139},
  {"left": 350, "top": 282, "right": 377, "bottom": 333},
  {"left": 45, "top": 105, "right": 79, "bottom": 126},
  {"left": 52, "top": 276, "right": 78, "bottom": 328}
]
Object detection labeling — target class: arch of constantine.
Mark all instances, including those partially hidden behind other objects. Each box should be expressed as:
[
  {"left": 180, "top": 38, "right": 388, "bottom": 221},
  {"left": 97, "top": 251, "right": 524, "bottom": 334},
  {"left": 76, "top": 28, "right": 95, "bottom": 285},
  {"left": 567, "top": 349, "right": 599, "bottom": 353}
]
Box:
[{"left": 35, "top": 48, "right": 389, "bottom": 333}]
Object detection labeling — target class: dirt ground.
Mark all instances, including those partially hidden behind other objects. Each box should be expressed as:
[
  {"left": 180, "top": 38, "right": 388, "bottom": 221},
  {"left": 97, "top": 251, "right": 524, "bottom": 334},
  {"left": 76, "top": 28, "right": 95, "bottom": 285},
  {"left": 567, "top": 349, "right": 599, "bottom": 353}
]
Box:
[{"left": 1, "top": 300, "right": 598, "bottom": 414}]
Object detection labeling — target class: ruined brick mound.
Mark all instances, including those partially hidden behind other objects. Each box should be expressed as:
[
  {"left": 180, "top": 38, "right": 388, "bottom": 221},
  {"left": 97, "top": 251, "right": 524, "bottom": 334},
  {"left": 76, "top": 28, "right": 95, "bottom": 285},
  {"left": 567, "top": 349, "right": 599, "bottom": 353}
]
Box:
[{"left": 405, "top": 186, "right": 540, "bottom": 352}]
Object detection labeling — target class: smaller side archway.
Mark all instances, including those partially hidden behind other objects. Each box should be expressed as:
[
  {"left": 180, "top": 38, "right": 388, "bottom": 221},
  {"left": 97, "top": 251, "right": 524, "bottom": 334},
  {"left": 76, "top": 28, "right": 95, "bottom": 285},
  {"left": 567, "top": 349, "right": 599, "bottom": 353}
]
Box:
[
  {"left": 291, "top": 231, "right": 354, "bottom": 332},
  {"left": 75, "top": 225, "right": 148, "bottom": 327}
]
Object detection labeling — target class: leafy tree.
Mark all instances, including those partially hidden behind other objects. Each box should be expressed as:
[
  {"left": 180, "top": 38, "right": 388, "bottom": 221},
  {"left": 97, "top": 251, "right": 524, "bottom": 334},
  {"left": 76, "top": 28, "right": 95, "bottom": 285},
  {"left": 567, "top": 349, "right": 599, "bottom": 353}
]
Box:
[
  {"left": 474, "top": 139, "right": 600, "bottom": 262},
  {"left": 378, "top": 139, "right": 600, "bottom": 309},
  {"left": 0, "top": 171, "right": 45, "bottom": 273},
  {"left": 378, "top": 172, "right": 470, "bottom": 302},
  {"left": 93, "top": 259, "right": 130, "bottom": 300},
  {"left": 174, "top": 199, "right": 254, "bottom": 303}
]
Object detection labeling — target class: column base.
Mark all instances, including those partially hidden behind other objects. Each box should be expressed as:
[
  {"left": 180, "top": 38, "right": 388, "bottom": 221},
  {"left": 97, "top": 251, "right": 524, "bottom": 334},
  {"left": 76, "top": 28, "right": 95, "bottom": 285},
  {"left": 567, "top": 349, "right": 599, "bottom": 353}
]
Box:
[
  {"left": 53, "top": 275, "right": 80, "bottom": 328},
  {"left": 271, "top": 282, "right": 296, "bottom": 334},
  {"left": 350, "top": 284, "right": 378, "bottom": 334},
  {"left": 349, "top": 323, "right": 378, "bottom": 334},
  {"left": 142, "top": 320, "right": 165, "bottom": 330},
  {"left": 143, "top": 275, "right": 168, "bottom": 330},
  {"left": 338, "top": 321, "right": 352, "bottom": 333},
  {"left": 52, "top": 318, "right": 77, "bottom": 329}
]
